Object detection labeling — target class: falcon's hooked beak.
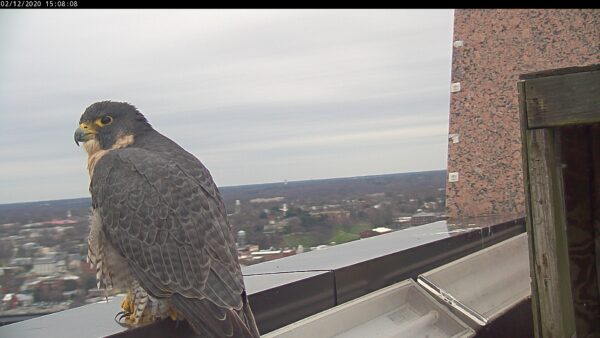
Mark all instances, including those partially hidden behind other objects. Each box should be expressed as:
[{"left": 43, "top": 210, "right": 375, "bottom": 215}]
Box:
[{"left": 74, "top": 123, "right": 97, "bottom": 146}]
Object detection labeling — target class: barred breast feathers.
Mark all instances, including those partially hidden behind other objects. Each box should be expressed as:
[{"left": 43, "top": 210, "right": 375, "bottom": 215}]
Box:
[{"left": 87, "top": 210, "right": 112, "bottom": 291}]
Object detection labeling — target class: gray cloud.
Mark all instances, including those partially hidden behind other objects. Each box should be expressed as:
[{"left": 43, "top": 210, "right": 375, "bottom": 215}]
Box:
[{"left": 0, "top": 9, "right": 454, "bottom": 203}]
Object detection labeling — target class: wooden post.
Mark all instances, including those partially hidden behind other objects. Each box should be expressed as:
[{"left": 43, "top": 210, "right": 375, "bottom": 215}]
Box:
[
  {"left": 523, "top": 126, "right": 577, "bottom": 338},
  {"left": 519, "top": 64, "right": 600, "bottom": 338},
  {"left": 519, "top": 81, "right": 543, "bottom": 338}
]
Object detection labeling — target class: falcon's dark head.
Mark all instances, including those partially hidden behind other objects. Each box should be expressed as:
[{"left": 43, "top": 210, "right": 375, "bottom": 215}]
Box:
[{"left": 75, "top": 101, "right": 152, "bottom": 150}]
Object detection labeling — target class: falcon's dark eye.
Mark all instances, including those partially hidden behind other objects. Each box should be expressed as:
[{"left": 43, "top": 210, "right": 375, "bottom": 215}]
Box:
[{"left": 97, "top": 115, "right": 113, "bottom": 127}]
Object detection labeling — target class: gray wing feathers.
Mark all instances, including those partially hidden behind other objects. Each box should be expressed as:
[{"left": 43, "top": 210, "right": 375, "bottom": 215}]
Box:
[{"left": 90, "top": 147, "right": 256, "bottom": 335}]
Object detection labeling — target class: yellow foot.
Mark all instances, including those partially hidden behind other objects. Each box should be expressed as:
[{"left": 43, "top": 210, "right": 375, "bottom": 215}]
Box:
[
  {"left": 121, "top": 292, "right": 134, "bottom": 314},
  {"left": 115, "top": 310, "right": 139, "bottom": 326},
  {"left": 115, "top": 310, "right": 135, "bottom": 326},
  {"left": 116, "top": 292, "right": 137, "bottom": 325}
]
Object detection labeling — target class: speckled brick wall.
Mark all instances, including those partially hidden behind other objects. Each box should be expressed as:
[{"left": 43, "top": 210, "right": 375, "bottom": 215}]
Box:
[{"left": 446, "top": 9, "right": 600, "bottom": 219}]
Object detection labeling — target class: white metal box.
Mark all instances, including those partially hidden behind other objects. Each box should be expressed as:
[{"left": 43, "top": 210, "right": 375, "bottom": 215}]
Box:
[
  {"left": 263, "top": 279, "right": 475, "bottom": 338},
  {"left": 417, "top": 233, "right": 531, "bottom": 327}
]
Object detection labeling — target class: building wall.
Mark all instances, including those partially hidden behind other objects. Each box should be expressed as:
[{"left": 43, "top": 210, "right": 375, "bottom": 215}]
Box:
[
  {"left": 32, "top": 263, "right": 55, "bottom": 275},
  {"left": 446, "top": 9, "right": 600, "bottom": 218}
]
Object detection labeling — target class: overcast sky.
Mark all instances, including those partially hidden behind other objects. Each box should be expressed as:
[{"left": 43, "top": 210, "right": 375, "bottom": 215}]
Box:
[{"left": 0, "top": 9, "right": 454, "bottom": 204}]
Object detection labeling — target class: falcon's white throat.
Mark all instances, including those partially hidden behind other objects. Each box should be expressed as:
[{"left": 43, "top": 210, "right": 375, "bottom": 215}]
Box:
[
  {"left": 82, "top": 139, "right": 108, "bottom": 177},
  {"left": 82, "top": 135, "right": 135, "bottom": 177}
]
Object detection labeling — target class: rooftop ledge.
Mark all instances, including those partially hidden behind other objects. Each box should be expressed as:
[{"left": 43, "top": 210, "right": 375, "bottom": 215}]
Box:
[{"left": 0, "top": 214, "right": 525, "bottom": 338}]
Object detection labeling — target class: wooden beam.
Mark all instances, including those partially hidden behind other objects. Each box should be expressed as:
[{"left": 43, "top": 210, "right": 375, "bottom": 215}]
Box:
[
  {"left": 518, "top": 80, "right": 542, "bottom": 338},
  {"left": 524, "top": 126, "right": 577, "bottom": 338},
  {"left": 524, "top": 68, "right": 600, "bottom": 129},
  {"left": 520, "top": 64, "right": 600, "bottom": 80}
]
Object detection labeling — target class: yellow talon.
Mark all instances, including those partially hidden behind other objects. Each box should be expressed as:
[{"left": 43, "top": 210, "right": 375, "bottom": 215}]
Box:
[
  {"left": 119, "top": 292, "right": 138, "bottom": 324},
  {"left": 120, "top": 292, "right": 133, "bottom": 313},
  {"left": 127, "top": 311, "right": 136, "bottom": 323}
]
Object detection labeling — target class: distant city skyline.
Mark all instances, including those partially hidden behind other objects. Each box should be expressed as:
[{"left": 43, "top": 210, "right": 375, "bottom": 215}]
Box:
[{"left": 0, "top": 9, "right": 454, "bottom": 204}]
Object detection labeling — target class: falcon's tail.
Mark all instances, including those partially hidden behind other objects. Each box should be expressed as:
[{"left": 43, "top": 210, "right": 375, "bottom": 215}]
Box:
[
  {"left": 172, "top": 292, "right": 259, "bottom": 338},
  {"left": 241, "top": 294, "right": 260, "bottom": 337}
]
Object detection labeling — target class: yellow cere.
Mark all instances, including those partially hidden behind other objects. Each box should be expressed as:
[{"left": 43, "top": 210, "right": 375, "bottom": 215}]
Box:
[{"left": 79, "top": 122, "right": 98, "bottom": 133}]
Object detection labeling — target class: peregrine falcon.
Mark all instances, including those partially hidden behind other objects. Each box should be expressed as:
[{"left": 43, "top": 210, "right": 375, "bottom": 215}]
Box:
[{"left": 74, "top": 101, "right": 259, "bottom": 337}]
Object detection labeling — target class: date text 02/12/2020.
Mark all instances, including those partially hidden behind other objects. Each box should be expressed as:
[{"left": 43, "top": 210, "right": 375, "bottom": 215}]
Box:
[{"left": 0, "top": 0, "right": 78, "bottom": 7}]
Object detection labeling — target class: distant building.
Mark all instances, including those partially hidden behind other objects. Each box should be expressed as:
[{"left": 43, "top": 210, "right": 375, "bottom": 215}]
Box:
[
  {"left": 2, "top": 293, "right": 33, "bottom": 309},
  {"left": 21, "top": 242, "right": 40, "bottom": 257},
  {"left": 237, "top": 244, "right": 261, "bottom": 266},
  {"left": 237, "top": 230, "right": 247, "bottom": 248},
  {"left": 21, "top": 275, "right": 81, "bottom": 302},
  {"left": 32, "top": 256, "right": 66, "bottom": 276},
  {"left": 0, "top": 267, "right": 23, "bottom": 277},
  {"left": 394, "top": 217, "right": 412, "bottom": 225},
  {"left": 67, "top": 254, "right": 83, "bottom": 270},
  {"left": 250, "top": 248, "right": 295, "bottom": 262},
  {"left": 360, "top": 227, "right": 393, "bottom": 239},
  {"left": 423, "top": 201, "right": 438, "bottom": 210},
  {"left": 309, "top": 210, "right": 350, "bottom": 222},
  {"left": 410, "top": 212, "right": 440, "bottom": 226},
  {"left": 10, "top": 257, "right": 32, "bottom": 267},
  {"left": 234, "top": 200, "right": 241, "bottom": 214},
  {"left": 250, "top": 197, "right": 285, "bottom": 204}
]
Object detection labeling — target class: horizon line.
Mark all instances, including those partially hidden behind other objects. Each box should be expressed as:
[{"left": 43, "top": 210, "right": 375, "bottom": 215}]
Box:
[{"left": 0, "top": 168, "right": 447, "bottom": 206}]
